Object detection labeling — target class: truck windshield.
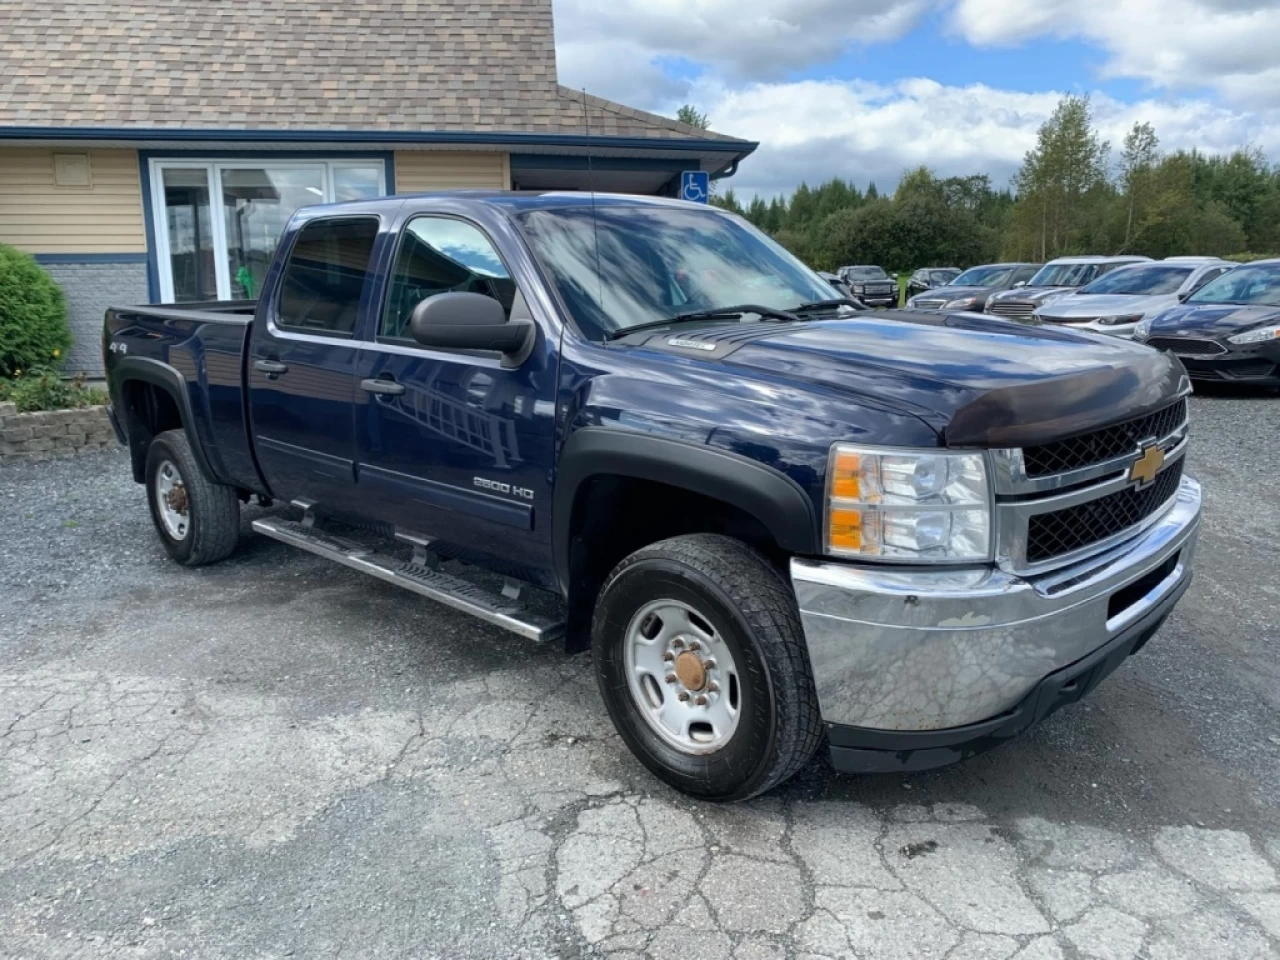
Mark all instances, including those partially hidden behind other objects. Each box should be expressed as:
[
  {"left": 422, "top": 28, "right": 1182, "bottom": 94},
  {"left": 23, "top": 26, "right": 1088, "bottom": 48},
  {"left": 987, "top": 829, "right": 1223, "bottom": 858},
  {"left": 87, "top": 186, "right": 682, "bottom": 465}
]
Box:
[
  {"left": 516, "top": 205, "right": 837, "bottom": 340},
  {"left": 844, "top": 267, "right": 888, "bottom": 280}
]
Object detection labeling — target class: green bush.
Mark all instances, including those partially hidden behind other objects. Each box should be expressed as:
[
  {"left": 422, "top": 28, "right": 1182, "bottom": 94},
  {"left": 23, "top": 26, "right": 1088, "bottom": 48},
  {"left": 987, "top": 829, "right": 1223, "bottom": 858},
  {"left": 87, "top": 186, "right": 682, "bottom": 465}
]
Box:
[
  {"left": 0, "top": 244, "right": 71, "bottom": 378},
  {"left": 1224, "top": 252, "right": 1280, "bottom": 263},
  {"left": 0, "top": 368, "right": 106, "bottom": 413}
]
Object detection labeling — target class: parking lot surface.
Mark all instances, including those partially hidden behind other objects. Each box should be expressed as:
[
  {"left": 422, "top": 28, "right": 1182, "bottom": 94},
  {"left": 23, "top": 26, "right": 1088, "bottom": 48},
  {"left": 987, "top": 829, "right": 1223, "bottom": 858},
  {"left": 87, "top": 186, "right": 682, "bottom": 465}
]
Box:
[{"left": 2, "top": 390, "right": 1279, "bottom": 960}]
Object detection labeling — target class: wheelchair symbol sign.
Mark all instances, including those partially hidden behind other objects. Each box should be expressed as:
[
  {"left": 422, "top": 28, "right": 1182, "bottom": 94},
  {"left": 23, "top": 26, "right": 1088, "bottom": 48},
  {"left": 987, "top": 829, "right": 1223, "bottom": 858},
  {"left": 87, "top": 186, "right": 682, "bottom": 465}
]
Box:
[{"left": 680, "top": 171, "right": 710, "bottom": 204}]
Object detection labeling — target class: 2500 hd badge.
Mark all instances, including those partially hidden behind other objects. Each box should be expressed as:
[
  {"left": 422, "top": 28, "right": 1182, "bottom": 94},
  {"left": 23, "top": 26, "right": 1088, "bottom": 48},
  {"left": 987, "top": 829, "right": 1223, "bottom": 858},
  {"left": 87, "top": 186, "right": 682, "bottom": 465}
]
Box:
[{"left": 474, "top": 477, "right": 535, "bottom": 500}]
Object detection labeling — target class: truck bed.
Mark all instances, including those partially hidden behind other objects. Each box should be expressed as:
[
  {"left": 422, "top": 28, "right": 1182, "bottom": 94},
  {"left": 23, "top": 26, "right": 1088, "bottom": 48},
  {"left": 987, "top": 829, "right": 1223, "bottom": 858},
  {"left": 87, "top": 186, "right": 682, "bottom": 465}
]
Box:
[{"left": 104, "top": 300, "right": 261, "bottom": 492}]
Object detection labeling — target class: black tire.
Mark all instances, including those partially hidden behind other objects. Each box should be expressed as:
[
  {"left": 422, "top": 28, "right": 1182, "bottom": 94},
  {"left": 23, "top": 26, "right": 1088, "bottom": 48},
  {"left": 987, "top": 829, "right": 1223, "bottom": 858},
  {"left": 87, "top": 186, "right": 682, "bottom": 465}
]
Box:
[
  {"left": 591, "top": 534, "right": 823, "bottom": 801},
  {"left": 144, "top": 429, "right": 240, "bottom": 566}
]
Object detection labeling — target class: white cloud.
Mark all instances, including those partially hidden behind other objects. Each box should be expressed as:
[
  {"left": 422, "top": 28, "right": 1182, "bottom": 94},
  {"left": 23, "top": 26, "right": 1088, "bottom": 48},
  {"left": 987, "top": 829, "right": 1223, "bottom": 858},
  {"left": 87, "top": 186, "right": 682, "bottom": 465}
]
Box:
[
  {"left": 554, "top": 0, "right": 930, "bottom": 86},
  {"left": 684, "top": 77, "right": 1278, "bottom": 198},
  {"left": 948, "top": 0, "right": 1280, "bottom": 106}
]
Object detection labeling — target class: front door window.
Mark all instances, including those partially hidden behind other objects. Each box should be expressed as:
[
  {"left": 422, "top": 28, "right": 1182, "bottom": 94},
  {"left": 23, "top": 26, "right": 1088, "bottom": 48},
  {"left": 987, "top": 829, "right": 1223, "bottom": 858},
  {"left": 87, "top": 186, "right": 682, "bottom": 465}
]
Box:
[{"left": 150, "top": 159, "right": 385, "bottom": 303}]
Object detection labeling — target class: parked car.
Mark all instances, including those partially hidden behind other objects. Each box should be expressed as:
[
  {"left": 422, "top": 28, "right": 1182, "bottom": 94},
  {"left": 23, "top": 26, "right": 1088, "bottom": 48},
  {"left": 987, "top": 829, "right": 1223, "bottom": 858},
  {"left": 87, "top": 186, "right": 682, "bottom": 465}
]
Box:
[
  {"left": 1135, "top": 259, "right": 1280, "bottom": 387},
  {"left": 905, "top": 267, "right": 961, "bottom": 300},
  {"left": 102, "top": 192, "right": 1201, "bottom": 801},
  {"left": 906, "top": 262, "right": 1042, "bottom": 312},
  {"left": 837, "top": 265, "right": 898, "bottom": 306},
  {"left": 1034, "top": 258, "right": 1236, "bottom": 339},
  {"left": 986, "top": 255, "right": 1152, "bottom": 321}
]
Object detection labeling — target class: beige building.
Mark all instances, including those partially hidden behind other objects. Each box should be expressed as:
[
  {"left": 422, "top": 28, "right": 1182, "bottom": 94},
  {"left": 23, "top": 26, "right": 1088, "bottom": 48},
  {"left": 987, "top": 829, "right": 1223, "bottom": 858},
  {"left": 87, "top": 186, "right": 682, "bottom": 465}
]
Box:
[{"left": 0, "top": 0, "right": 754, "bottom": 373}]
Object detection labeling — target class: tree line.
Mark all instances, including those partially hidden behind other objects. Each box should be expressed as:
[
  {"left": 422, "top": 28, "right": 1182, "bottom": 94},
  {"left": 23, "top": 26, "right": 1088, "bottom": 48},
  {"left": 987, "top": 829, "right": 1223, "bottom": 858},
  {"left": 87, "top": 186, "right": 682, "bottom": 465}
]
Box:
[{"left": 709, "top": 95, "right": 1280, "bottom": 273}]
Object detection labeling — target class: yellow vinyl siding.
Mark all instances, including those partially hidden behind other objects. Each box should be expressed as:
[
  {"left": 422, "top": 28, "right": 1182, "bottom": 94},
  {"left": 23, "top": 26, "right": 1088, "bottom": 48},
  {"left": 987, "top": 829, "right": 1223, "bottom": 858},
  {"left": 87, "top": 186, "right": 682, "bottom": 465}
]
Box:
[
  {"left": 0, "top": 148, "right": 146, "bottom": 254},
  {"left": 394, "top": 150, "right": 510, "bottom": 193}
]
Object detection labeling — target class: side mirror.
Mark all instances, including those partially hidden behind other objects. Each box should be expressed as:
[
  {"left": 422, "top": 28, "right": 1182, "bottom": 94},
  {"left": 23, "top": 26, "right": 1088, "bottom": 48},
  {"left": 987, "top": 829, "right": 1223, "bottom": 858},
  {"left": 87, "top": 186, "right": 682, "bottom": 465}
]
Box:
[
  {"left": 1014, "top": 280, "right": 1027, "bottom": 288},
  {"left": 1177, "top": 290, "right": 1191, "bottom": 302},
  {"left": 410, "top": 291, "right": 534, "bottom": 359}
]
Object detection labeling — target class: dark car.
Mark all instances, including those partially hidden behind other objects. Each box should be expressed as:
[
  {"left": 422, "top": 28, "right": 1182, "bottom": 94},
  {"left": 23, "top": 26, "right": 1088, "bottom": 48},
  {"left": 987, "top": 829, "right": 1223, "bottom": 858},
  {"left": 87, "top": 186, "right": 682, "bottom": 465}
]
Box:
[
  {"left": 906, "top": 262, "right": 1041, "bottom": 312},
  {"left": 905, "top": 267, "right": 961, "bottom": 300},
  {"left": 837, "top": 265, "right": 898, "bottom": 306},
  {"left": 1135, "top": 260, "right": 1280, "bottom": 387},
  {"left": 101, "top": 192, "right": 1200, "bottom": 801}
]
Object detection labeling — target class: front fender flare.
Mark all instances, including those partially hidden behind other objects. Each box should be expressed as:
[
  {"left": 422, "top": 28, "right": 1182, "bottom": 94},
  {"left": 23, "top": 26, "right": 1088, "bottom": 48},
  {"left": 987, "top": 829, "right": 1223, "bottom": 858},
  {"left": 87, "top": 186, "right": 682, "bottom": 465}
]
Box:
[{"left": 553, "top": 427, "right": 820, "bottom": 590}]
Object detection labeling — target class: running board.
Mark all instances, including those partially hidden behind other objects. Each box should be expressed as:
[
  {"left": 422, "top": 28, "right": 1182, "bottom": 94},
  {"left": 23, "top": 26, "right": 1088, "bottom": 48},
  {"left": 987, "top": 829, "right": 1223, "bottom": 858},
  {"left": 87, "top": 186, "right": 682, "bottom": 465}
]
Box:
[{"left": 251, "top": 517, "right": 565, "bottom": 643}]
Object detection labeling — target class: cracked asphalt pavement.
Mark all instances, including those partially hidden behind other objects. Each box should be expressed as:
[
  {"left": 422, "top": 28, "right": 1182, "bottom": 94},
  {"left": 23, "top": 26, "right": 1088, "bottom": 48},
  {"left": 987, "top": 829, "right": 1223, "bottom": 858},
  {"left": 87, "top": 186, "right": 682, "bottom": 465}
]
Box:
[{"left": 2, "top": 389, "right": 1279, "bottom": 959}]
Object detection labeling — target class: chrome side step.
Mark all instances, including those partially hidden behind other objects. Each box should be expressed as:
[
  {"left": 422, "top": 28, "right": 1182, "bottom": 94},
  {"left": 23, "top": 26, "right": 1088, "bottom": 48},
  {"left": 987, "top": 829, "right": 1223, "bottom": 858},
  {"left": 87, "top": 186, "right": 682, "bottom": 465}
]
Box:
[{"left": 252, "top": 517, "right": 565, "bottom": 643}]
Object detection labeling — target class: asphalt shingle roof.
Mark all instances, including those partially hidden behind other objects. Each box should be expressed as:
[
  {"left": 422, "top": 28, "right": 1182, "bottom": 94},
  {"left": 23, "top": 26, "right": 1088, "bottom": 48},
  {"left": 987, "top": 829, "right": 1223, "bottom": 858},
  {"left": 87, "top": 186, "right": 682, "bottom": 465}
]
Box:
[{"left": 0, "top": 0, "right": 746, "bottom": 144}]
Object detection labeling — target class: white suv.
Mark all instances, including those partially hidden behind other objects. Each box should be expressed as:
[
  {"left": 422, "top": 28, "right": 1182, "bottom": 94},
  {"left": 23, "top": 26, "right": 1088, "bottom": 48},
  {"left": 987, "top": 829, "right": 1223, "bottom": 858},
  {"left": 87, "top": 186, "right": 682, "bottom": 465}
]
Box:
[
  {"left": 1031, "top": 258, "right": 1237, "bottom": 338},
  {"left": 986, "top": 255, "right": 1151, "bottom": 321}
]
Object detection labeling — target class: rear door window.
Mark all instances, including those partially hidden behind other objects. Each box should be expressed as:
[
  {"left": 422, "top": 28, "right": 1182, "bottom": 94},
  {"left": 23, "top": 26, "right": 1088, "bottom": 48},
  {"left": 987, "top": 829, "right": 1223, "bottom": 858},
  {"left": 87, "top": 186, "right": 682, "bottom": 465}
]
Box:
[{"left": 276, "top": 217, "right": 379, "bottom": 336}]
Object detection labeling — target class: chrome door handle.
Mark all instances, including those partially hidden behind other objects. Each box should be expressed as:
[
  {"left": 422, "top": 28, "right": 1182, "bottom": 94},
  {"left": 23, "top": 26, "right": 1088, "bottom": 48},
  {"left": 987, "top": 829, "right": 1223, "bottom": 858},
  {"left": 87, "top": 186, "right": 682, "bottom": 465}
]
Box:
[
  {"left": 361, "top": 378, "right": 406, "bottom": 396},
  {"left": 254, "top": 359, "right": 289, "bottom": 375}
]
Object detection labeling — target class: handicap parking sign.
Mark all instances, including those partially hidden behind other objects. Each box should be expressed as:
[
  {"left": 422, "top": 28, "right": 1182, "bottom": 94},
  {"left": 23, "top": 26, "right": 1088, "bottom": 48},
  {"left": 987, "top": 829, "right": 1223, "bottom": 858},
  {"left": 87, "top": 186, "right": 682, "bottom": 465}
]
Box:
[{"left": 680, "top": 170, "right": 710, "bottom": 204}]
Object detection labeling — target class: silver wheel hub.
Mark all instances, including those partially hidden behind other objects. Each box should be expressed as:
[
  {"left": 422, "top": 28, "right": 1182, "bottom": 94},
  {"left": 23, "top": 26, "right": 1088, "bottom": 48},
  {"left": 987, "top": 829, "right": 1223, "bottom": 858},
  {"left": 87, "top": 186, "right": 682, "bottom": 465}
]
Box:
[
  {"left": 623, "top": 599, "right": 741, "bottom": 755},
  {"left": 154, "top": 460, "right": 190, "bottom": 541}
]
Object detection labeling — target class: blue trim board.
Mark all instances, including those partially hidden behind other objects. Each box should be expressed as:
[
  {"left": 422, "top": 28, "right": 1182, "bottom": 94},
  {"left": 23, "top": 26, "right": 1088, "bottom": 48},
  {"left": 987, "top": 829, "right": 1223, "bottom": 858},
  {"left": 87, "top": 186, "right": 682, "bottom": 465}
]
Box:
[
  {"left": 0, "top": 126, "right": 757, "bottom": 155},
  {"left": 33, "top": 253, "right": 148, "bottom": 264},
  {"left": 138, "top": 152, "right": 161, "bottom": 303}
]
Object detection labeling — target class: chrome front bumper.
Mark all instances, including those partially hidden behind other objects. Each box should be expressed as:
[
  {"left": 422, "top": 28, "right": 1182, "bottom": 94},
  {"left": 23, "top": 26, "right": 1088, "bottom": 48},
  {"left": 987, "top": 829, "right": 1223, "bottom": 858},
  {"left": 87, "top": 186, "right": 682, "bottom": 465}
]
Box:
[{"left": 791, "top": 476, "right": 1201, "bottom": 733}]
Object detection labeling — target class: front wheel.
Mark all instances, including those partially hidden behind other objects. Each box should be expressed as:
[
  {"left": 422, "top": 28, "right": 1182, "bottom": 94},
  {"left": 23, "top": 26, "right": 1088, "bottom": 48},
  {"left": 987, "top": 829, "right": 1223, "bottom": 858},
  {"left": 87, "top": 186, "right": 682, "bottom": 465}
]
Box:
[
  {"left": 144, "top": 429, "right": 241, "bottom": 566},
  {"left": 592, "top": 534, "right": 823, "bottom": 801}
]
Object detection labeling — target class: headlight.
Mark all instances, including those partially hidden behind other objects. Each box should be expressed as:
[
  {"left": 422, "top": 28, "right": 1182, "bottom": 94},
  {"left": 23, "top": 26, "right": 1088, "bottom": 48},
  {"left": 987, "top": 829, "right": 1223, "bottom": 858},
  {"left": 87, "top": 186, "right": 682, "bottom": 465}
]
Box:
[
  {"left": 1134, "top": 318, "right": 1154, "bottom": 340},
  {"left": 1097, "top": 314, "right": 1143, "bottom": 327},
  {"left": 944, "top": 296, "right": 979, "bottom": 310},
  {"left": 853, "top": 284, "right": 866, "bottom": 292},
  {"left": 826, "top": 444, "right": 991, "bottom": 562},
  {"left": 1228, "top": 325, "right": 1280, "bottom": 345}
]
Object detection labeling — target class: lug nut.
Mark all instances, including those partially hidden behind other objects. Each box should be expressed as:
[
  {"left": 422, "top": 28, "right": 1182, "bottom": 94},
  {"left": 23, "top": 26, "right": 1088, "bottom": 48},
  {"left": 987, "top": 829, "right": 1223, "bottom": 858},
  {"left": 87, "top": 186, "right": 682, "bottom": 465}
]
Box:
[
  {"left": 688, "top": 640, "right": 701, "bottom": 651},
  {"left": 678, "top": 692, "right": 690, "bottom": 702},
  {"left": 664, "top": 674, "right": 677, "bottom": 684},
  {"left": 703, "top": 659, "right": 716, "bottom": 670},
  {"left": 662, "top": 651, "right": 674, "bottom": 662},
  {"left": 706, "top": 682, "right": 719, "bottom": 693},
  {"left": 672, "top": 639, "right": 685, "bottom": 649},
  {"left": 694, "top": 695, "right": 708, "bottom": 706}
]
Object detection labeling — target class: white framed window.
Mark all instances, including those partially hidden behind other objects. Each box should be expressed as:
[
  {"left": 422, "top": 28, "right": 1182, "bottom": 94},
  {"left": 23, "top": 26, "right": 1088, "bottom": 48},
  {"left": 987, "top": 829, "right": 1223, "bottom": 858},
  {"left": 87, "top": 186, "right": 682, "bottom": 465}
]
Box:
[{"left": 148, "top": 158, "right": 387, "bottom": 302}]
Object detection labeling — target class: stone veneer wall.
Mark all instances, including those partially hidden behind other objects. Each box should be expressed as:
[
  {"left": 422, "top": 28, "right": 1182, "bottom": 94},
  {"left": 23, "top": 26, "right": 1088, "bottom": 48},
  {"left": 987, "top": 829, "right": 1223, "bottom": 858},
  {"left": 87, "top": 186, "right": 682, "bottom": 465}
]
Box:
[{"left": 0, "top": 402, "right": 117, "bottom": 460}]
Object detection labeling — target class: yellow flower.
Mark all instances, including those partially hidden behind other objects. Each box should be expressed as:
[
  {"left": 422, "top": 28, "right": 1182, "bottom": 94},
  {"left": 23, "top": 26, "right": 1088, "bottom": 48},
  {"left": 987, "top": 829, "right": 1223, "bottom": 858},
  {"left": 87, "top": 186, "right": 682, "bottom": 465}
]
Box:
[
  {"left": 52, "top": 349, "right": 60, "bottom": 358},
  {"left": 14, "top": 369, "right": 21, "bottom": 377}
]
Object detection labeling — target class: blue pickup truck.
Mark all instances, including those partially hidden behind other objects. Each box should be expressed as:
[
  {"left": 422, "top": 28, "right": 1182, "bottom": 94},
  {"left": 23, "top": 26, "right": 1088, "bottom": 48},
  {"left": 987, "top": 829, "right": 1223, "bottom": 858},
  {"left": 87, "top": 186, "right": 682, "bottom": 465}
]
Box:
[{"left": 104, "top": 192, "right": 1201, "bottom": 800}]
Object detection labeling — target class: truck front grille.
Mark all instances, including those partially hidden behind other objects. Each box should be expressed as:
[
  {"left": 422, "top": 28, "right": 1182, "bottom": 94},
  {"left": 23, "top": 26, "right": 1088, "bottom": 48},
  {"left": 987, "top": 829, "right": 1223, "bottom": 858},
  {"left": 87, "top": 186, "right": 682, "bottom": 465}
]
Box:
[
  {"left": 1026, "top": 459, "right": 1184, "bottom": 563},
  {"left": 1021, "top": 399, "right": 1188, "bottom": 477},
  {"left": 987, "top": 300, "right": 1036, "bottom": 320}
]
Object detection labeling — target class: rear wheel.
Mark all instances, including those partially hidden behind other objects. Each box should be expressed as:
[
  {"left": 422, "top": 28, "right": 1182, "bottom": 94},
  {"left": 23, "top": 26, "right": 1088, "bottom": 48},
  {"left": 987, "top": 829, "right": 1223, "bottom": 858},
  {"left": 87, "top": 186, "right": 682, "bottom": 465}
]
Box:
[
  {"left": 144, "top": 429, "right": 240, "bottom": 566},
  {"left": 592, "top": 534, "right": 822, "bottom": 801}
]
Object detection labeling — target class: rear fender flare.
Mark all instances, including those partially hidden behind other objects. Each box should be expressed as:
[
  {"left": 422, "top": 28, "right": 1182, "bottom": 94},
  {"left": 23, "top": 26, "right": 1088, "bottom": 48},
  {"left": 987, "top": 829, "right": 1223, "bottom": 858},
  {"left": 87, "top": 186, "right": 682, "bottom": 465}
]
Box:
[
  {"left": 114, "top": 356, "right": 215, "bottom": 483},
  {"left": 552, "top": 427, "right": 820, "bottom": 591}
]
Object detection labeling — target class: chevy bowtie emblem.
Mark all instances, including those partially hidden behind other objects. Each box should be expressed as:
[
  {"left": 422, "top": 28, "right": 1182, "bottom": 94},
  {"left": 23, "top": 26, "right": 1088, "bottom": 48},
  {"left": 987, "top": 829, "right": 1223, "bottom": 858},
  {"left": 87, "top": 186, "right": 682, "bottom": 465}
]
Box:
[{"left": 1129, "top": 444, "right": 1165, "bottom": 487}]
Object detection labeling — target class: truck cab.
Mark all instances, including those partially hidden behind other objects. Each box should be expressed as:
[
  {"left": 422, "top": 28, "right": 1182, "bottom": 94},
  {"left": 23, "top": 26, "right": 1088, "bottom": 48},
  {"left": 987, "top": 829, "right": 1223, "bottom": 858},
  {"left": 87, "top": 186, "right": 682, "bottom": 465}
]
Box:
[{"left": 105, "top": 192, "right": 1202, "bottom": 800}]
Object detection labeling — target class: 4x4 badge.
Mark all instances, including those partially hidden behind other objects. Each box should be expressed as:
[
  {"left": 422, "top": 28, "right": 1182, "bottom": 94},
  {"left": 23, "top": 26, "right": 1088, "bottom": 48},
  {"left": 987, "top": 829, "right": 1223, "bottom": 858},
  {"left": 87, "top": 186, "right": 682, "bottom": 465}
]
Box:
[{"left": 1129, "top": 444, "right": 1165, "bottom": 487}]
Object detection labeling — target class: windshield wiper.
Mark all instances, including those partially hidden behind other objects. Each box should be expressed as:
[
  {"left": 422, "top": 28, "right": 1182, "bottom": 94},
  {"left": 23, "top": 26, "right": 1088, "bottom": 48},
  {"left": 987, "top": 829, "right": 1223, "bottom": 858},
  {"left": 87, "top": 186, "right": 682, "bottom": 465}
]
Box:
[
  {"left": 792, "top": 298, "right": 866, "bottom": 314},
  {"left": 607, "top": 304, "right": 799, "bottom": 341}
]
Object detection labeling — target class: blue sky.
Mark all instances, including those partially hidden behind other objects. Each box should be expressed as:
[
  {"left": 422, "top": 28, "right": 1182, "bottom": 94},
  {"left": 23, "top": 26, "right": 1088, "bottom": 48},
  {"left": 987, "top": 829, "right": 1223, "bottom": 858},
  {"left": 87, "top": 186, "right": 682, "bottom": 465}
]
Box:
[{"left": 553, "top": 0, "right": 1280, "bottom": 198}]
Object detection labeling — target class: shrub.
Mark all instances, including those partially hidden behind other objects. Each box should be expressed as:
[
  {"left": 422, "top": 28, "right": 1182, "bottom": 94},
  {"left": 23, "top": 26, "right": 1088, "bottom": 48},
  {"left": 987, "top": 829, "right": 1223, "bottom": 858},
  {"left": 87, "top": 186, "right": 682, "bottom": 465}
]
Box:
[
  {"left": 0, "top": 368, "right": 107, "bottom": 413},
  {"left": 0, "top": 244, "right": 71, "bottom": 378}
]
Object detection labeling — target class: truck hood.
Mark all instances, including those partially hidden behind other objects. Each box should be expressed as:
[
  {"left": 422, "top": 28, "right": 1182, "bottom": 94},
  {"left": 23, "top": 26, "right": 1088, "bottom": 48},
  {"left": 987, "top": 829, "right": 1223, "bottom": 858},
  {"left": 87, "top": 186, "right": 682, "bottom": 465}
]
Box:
[
  {"left": 1037, "top": 292, "right": 1175, "bottom": 320},
  {"left": 1148, "top": 302, "right": 1280, "bottom": 337},
  {"left": 634, "top": 311, "right": 1185, "bottom": 448}
]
